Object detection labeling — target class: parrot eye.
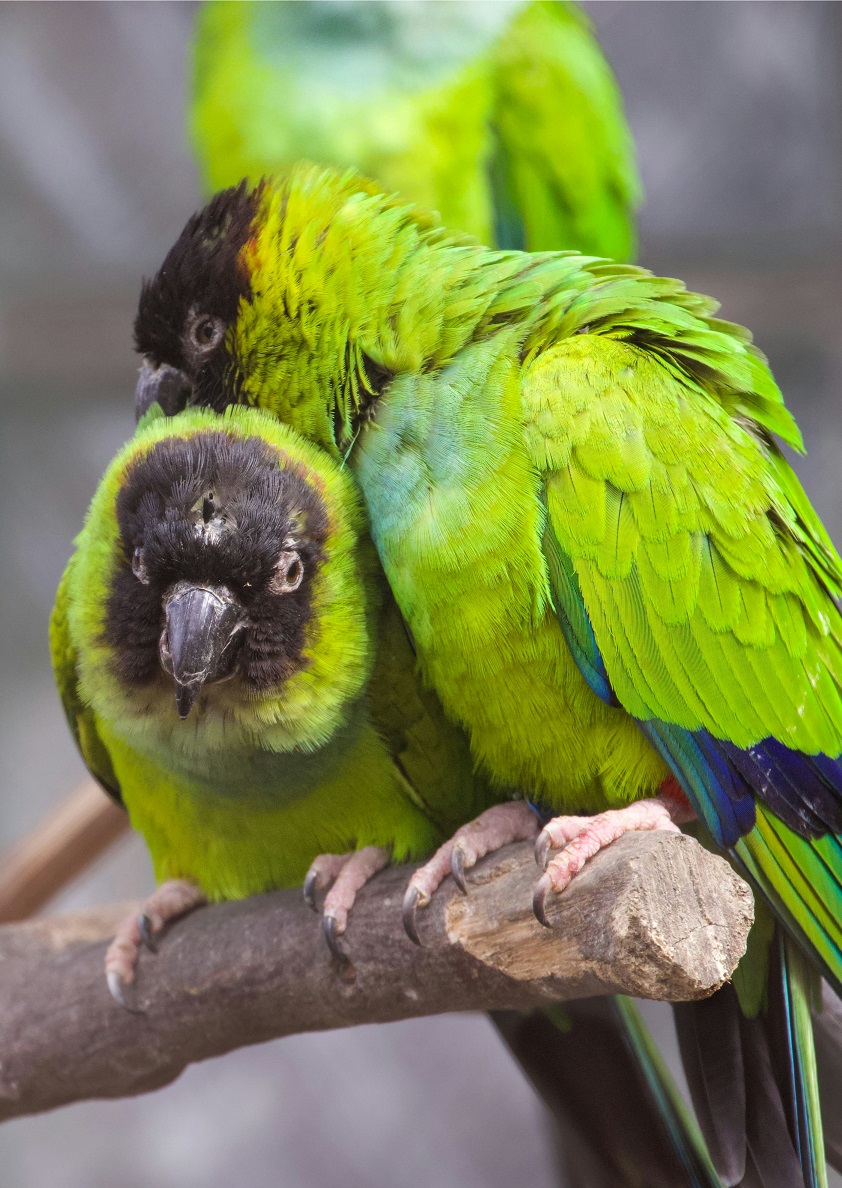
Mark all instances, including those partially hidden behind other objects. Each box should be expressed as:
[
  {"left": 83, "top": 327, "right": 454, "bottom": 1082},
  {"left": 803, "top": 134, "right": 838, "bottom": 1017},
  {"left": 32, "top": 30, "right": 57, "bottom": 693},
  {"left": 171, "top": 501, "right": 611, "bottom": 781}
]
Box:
[
  {"left": 269, "top": 551, "right": 304, "bottom": 595},
  {"left": 132, "top": 546, "right": 150, "bottom": 584},
  {"left": 188, "top": 315, "right": 225, "bottom": 352}
]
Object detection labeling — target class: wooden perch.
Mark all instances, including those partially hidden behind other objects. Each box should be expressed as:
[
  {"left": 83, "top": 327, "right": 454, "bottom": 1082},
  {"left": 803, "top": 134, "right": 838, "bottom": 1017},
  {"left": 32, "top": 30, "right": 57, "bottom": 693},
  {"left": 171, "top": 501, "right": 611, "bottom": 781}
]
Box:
[
  {"left": 0, "top": 781, "right": 128, "bottom": 923},
  {"left": 0, "top": 831, "right": 753, "bottom": 1121}
]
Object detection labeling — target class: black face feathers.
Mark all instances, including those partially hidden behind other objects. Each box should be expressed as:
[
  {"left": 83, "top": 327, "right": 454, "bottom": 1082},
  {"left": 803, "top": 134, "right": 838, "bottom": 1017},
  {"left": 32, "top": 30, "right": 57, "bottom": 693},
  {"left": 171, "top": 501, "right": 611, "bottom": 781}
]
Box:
[
  {"left": 133, "top": 182, "right": 262, "bottom": 412},
  {"left": 107, "top": 431, "right": 328, "bottom": 695}
]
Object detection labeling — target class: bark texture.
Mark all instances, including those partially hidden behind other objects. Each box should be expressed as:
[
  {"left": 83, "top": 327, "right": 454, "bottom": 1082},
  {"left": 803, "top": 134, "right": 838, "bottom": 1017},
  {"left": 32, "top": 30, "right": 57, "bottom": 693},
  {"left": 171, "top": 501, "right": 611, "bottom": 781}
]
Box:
[{"left": 0, "top": 831, "right": 753, "bottom": 1121}]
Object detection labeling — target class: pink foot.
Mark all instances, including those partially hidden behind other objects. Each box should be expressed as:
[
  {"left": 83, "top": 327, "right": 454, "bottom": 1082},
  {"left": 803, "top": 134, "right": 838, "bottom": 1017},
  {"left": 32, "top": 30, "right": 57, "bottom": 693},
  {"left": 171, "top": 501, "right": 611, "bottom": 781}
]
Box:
[
  {"left": 402, "top": 802, "right": 540, "bottom": 945},
  {"left": 532, "top": 778, "right": 696, "bottom": 926},
  {"left": 303, "top": 846, "right": 390, "bottom": 962},
  {"left": 104, "top": 878, "right": 206, "bottom": 1009}
]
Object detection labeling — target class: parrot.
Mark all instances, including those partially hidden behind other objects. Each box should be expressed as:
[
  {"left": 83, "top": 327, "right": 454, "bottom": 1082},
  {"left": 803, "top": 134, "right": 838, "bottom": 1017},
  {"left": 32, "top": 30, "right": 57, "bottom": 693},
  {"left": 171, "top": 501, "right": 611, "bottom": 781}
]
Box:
[
  {"left": 51, "top": 403, "right": 494, "bottom": 1000},
  {"left": 131, "top": 164, "right": 842, "bottom": 1184},
  {"left": 53, "top": 400, "right": 718, "bottom": 1186},
  {"left": 190, "top": 0, "right": 640, "bottom": 260}
]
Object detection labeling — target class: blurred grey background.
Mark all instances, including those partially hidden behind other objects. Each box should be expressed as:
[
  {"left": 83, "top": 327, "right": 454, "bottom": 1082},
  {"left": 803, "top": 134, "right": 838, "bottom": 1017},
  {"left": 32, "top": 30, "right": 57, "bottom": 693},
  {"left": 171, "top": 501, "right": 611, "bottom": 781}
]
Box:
[{"left": 0, "top": 3, "right": 841, "bottom": 1186}]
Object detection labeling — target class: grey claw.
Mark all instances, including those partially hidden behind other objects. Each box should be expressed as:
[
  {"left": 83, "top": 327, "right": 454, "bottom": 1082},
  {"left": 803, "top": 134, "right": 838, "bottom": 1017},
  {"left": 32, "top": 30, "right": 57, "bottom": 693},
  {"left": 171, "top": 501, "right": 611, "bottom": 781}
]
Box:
[
  {"left": 402, "top": 884, "right": 425, "bottom": 946},
  {"left": 323, "top": 914, "right": 350, "bottom": 964},
  {"left": 303, "top": 870, "right": 319, "bottom": 912},
  {"left": 534, "top": 830, "right": 552, "bottom": 871},
  {"left": 106, "top": 971, "right": 143, "bottom": 1013},
  {"left": 532, "top": 874, "right": 553, "bottom": 929},
  {"left": 450, "top": 846, "right": 468, "bottom": 894},
  {"left": 137, "top": 913, "right": 158, "bottom": 953}
]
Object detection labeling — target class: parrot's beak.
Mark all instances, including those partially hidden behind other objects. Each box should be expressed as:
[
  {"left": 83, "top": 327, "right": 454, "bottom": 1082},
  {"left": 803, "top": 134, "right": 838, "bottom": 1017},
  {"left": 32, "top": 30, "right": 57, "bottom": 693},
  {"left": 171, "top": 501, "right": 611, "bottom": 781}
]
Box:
[
  {"left": 160, "top": 582, "right": 245, "bottom": 719},
  {"left": 135, "top": 359, "right": 193, "bottom": 422}
]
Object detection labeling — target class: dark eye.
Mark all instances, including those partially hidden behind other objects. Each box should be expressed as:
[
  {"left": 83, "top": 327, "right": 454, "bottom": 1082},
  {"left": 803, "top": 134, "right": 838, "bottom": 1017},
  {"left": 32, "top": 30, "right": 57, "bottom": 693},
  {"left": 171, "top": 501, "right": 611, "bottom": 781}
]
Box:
[
  {"left": 132, "top": 546, "right": 149, "bottom": 584},
  {"left": 269, "top": 551, "right": 304, "bottom": 594},
  {"left": 189, "top": 316, "right": 225, "bottom": 351}
]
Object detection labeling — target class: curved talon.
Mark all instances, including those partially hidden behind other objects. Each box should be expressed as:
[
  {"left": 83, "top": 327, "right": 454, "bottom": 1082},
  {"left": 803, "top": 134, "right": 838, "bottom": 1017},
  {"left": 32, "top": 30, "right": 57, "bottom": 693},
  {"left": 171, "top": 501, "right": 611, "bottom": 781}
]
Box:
[
  {"left": 137, "top": 913, "right": 158, "bottom": 953},
  {"left": 532, "top": 873, "right": 553, "bottom": 928},
  {"left": 303, "top": 870, "right": 319, "bottom": 912},
  {"left": 534, "top": 829, "right": 553, "bottom": 872},
  {"left": 323, "top": 913, "right": 350, "bottom": 964},
  {"left": 402, "top": 884, "right": 428, "bottom": 946},
  {"left": 106, "top": 971, "right": 143, "bottom": 1013},
  {"left": 450, "top": 846, "right": 468, "bottom": 894}
]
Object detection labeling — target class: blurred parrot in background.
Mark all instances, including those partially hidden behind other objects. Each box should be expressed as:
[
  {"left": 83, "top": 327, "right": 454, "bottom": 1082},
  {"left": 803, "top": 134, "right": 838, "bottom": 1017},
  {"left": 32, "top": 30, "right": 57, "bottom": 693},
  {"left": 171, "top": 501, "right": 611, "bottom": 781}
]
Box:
[
  {"left": 53, "top": 402, "right": 717, "bottom": 1186},
  {"left": 132, "top": 165, "right": 842, "bottom": 1185},
  {"left": 190, "top": 0, "right": 640, "bottom": 260}
]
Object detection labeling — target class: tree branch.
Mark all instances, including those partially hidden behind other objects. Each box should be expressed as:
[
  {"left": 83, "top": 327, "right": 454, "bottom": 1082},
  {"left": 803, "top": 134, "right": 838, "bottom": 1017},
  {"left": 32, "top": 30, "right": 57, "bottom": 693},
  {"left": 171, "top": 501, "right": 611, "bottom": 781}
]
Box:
[
  {"left": 0, "top": 831, "right": 753, "bottom": 1121},
  {"left": 0, "top": 781, "right": 128, "bottom": 923}
]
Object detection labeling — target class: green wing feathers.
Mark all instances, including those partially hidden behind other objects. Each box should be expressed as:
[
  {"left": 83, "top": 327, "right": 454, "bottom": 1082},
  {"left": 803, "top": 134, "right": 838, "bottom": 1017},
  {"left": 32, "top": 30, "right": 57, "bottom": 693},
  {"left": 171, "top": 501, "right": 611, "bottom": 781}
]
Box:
[
  {"left": 49, "top": 561, "right": 122, "bottom": 805},
  {"left": 524, "top": 333, "right": 842, "bottom": 755},
  {"left": 524, "top": 327, "right": 842, "bottom": 995}
]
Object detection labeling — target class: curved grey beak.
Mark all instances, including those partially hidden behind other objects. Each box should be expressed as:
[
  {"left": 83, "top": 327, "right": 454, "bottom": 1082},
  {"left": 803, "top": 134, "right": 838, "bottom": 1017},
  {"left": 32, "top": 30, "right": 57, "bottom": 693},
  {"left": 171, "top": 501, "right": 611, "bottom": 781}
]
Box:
[
  {"left": 160, "top": 582, "right": 245, "bottom": 719},
  {"left": 135, "top": 360, "right": 193, "bottom": 421}
]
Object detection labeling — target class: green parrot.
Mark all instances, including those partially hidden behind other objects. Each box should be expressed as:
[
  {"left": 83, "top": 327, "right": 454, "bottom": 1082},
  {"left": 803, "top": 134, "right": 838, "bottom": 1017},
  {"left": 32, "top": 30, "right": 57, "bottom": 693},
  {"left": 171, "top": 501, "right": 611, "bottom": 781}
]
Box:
[
  {"left": 190, "top": 0, "right": 640, "bottom": 259},
  {"left": 133, "top": 166, "right": 842, "bottom": 1185},
  {"left": 51, "top": 403, "right": 492, "bottom": 999},
  {"left": 54, "top": 401, "right": 716, "bottom": 1186}
]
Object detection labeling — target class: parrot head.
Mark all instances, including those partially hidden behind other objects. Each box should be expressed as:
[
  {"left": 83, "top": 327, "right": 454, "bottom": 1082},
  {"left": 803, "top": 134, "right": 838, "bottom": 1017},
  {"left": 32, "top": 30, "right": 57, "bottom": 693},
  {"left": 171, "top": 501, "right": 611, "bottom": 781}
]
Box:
[
  {"left": 133, "top": 180, "right": 262, "bottom": 421},
  {"left": 112, "top": 425, "right": 324, "bottom": 720},
  {"left": 73, "top": 408, "right": 374, "bottom": 751},
  {"left": 133, "top": 164, "right": 465, "bottom": 452}
]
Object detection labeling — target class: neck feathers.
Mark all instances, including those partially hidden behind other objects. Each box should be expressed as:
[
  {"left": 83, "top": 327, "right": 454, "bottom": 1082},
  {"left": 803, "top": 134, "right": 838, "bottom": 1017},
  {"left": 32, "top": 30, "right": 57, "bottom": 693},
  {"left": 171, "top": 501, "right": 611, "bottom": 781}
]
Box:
[{"left": 240, "top": 166, "right": 514, "bottom": 449}]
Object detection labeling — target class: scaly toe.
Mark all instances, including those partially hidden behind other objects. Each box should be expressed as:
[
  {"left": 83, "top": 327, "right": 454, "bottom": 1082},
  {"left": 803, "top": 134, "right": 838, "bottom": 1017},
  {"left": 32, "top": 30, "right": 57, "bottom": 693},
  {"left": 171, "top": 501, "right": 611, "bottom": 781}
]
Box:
[{"left": 402, "top": 884, "right": 429, "bottom": 946}]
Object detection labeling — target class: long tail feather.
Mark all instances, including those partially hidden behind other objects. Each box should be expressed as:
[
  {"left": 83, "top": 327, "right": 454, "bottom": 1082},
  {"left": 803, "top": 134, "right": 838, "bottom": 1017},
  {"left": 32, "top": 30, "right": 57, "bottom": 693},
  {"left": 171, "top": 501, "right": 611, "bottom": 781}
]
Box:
[
  {"left": 813, "top": 980, "right": 842, "bottom": 1172},
  {"left": 492, "top": 1000, "right": 723, "bottom": 1188},
  {"left": 612, "top": 996, "right": 722, "bottom": 1188},
  {"left": 675, "top": 952, "right": 827, "bottom": 1188},
  {"left": 673, "top": 987, "right": 747, "bottom": 1186},
  {"left": 765, "top": 936, "right": 827, "bottom": 1188}
]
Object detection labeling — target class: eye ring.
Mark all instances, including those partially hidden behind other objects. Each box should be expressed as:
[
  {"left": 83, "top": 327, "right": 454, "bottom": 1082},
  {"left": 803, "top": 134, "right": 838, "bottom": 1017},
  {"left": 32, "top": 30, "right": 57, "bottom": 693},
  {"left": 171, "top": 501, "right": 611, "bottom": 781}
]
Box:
[
  {"left": 269, "top": 551, "right": 304, "bottom": 595},
  {"left": 188, "top": 315, "right": 225, "bottom": 352}
]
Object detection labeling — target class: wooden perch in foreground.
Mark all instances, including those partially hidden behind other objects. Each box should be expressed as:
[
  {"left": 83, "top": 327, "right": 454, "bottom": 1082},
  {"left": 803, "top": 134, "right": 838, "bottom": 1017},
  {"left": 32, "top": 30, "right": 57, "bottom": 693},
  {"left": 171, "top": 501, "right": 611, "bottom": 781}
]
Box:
[{"left": 0, "top": 831, "right": 753, "bottom": 1121}]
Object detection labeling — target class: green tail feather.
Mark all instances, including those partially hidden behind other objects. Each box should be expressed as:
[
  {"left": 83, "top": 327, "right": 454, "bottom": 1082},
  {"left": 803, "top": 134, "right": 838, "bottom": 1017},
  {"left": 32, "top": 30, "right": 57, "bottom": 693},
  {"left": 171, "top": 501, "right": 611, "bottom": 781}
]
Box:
[
  {"left": 734, "top": 807, "right": 842, "bottom": 999},
  {"left": 612, "top": 996, "right": 723, "bottom": 1188},
  {"left": 778, "top": 937, "right": 827, "bottom": 1188}
]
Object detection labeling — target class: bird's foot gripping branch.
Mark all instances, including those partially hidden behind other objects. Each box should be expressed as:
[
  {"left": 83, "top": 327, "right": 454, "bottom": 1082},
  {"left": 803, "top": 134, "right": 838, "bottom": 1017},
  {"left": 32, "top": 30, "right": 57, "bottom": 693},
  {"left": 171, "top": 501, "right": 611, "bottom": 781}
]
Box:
[{"left": 0, "top": 831, "right": 752, "bottom": 1121}]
